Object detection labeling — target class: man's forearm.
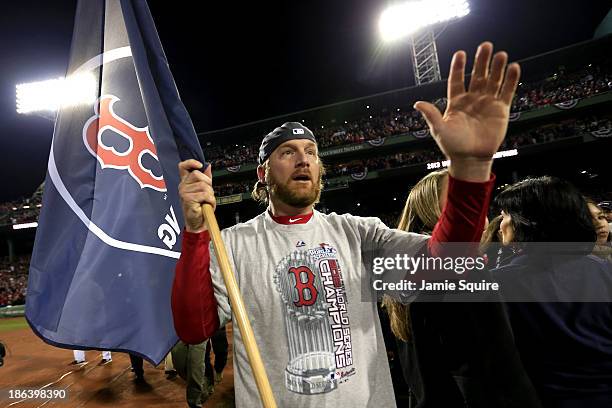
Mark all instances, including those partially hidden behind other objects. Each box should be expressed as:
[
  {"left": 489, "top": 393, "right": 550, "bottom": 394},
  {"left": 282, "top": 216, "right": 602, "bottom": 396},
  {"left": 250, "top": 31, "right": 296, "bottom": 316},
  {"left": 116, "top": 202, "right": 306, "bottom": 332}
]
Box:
[
  {"left": 448, "top": 158, "right": 494, "bottom": 183},
  {"left": 171, "top": 230, "right": 220, "bottom": 344},
  {"left": 428, "top": 173, "right": 495, "bottom": 256}
]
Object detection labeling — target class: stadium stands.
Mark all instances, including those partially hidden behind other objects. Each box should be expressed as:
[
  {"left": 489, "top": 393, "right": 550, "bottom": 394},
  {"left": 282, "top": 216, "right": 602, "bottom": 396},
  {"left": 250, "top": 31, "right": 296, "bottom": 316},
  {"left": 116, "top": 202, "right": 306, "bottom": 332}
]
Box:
[
  {"left": 512, "top": 60, "right": 612, "bottom": 112},
  {"left": 0, "top": 256, "right": 29, "bottom": 307},
  {"left": 202, "top": 59, "right": 612, "bottom": 170},
  {"left": 207, "top": 114, "right": 612, "bottom": 197}
]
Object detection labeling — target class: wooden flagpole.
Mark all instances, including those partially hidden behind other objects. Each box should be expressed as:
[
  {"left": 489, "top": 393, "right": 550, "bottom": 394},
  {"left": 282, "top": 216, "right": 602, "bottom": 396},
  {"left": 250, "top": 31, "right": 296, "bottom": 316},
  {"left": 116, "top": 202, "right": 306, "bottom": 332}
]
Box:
[{"left": 202, "top": 204, "right": 277, "bottom": 408}]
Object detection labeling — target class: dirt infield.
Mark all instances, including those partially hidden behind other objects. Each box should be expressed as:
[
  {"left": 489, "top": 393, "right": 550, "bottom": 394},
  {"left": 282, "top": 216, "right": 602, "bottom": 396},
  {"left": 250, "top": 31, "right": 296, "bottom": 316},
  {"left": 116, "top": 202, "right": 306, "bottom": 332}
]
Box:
[{"left": 0, "top": 318, "right": 235, "bottom": 408}]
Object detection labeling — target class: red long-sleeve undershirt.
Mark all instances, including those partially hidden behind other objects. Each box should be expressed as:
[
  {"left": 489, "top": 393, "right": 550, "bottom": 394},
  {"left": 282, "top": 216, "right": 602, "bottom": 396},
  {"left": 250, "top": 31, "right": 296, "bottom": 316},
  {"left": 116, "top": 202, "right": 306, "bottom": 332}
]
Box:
[{"left": 171, "top": 174, "right": 495, "bottom": 344}]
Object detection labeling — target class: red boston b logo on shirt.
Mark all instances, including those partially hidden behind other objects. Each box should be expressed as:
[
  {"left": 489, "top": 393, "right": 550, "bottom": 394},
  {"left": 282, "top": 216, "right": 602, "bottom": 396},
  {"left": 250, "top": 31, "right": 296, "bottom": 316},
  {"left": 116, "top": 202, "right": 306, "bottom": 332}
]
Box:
[{"left": 288, "top": 266, "right": 318, "bottom": 307}]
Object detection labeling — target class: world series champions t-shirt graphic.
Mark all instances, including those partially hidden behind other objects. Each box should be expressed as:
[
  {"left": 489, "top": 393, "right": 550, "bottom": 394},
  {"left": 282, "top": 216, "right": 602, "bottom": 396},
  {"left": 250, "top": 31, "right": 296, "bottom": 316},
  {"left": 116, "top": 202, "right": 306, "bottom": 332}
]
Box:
[
  {"left": 210, "top": 210, "right": 428, "bottom": 407},
  {"left": 273, "top": 243, "right": 355, "bottom": 395}
]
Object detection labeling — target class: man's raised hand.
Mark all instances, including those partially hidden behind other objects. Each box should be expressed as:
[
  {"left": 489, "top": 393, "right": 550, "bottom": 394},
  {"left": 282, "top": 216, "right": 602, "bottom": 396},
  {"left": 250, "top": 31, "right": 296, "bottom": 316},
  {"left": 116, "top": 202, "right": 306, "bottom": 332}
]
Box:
[
  {"left": 414, "top": 42, "right": 521, "bottom": 181},
  {"left": 178, "top": 160, "right": 215, "bottom": 233}
]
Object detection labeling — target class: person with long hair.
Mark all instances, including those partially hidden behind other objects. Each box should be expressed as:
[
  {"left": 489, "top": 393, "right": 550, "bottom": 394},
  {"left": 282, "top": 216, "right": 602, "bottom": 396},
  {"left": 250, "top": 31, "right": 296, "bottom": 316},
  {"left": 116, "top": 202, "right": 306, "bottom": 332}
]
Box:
[
  {"left": 492, "top": 176, "right": 612, "bottom": 408},
  {"left": 383, "top": 170, "right": 540, "bottom": 408},
  {"left": 480, "top": 215, "right": 517, "bottom": 269},
  {"left": 480, "top": 214, "right": 502, "bottom": 251},
  {"left": 383, "top": 169, "right": 448, "bottom": 343},
  {"left": 585, "top": 197, "right": 612, "bottom": 262}
]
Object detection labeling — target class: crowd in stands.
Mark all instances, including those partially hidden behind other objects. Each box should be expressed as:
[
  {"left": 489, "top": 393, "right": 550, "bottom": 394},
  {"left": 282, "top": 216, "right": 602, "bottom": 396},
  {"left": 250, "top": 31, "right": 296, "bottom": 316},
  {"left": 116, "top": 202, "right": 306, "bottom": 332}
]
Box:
[
  {"left": 0, "top": 196, "right": 41, "bottom": 227},
  {"left": 0, "top": 256, "right": 29, "bottom": 307},
  {"left": 205, "top": 143, "right": 258, "bottom": 170},
  {"left": 0, "top": 203, "right": 13, "bottom": 224},
  {"left": 316, "top": 109, "right": 428, "bottom": 149},
  {"left": 578, "top": 115, "right": 612, "bottom": 132},
  {"left": 212, "top": 115, "right": 610, "bottom": 196},
  {"left": 325, "top": 150, "right": 443, "bottom": 179},
  {"left": 204, "top": 109, "right": 429, "bottom": 169},
  {"left": 326, "top": 118, "right": 610, "bottom": 178},
  {"left": 512, "top": 61, "right": 612, "bottom": 112},
  {"left": 215, "top": 181, "right": 253, "bottom": 197},
  {"left": 203, "top": 60, "right": 612, "bottom": 170}
]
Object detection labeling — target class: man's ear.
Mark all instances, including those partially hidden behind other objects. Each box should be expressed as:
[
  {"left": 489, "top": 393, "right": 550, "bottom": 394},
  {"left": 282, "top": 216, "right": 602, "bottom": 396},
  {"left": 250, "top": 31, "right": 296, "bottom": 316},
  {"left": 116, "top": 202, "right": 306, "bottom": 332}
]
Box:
[{"left": 256, "top": 165, "right": 265, "bottom": 183}]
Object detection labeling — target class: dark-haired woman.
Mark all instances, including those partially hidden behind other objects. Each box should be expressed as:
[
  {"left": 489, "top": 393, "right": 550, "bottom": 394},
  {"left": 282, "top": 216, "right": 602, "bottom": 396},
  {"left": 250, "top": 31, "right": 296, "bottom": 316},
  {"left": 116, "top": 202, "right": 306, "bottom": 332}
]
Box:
[
  {"left": 492, "top": 176, "right": 612, "bottom": 408},
  {"left": 384, "top": 170, "right": 541, "bottom": 408},
  {"left": 585, "top": 198, "right": 612, "bottom": 262}
]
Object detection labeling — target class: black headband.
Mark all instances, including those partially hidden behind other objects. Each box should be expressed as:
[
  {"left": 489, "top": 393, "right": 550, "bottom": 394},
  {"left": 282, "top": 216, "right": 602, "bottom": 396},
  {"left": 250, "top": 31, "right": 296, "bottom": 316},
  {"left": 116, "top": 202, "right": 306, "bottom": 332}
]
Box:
[{"left": 258, "top": 122, "right": 317, "bottom": 165}]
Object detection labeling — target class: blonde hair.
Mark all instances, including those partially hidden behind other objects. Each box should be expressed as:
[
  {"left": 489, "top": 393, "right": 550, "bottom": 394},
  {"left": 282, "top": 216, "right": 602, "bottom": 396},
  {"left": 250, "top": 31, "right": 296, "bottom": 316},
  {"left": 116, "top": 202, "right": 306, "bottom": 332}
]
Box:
[
  {"left": 479, "top": 215, "right": 502, "bottom": 253},
  {"left": 251, "top": 161, "right": 271, "bottom": 204},
  {"left": 382, "top": 169, "right": 448, "bottom": 342},
  {"left": 397, "top": 170, "right": 448, "bottom": 233}
]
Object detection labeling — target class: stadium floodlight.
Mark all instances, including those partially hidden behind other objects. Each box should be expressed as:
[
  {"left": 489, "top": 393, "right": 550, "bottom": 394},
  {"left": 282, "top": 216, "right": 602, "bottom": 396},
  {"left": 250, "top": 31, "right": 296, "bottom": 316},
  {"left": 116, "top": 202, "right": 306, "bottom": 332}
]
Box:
[
  {"left": 379, "top": 0, "right": 470, "bottom": 86},
  {"left": 379, "top": 0, "right": 470, "bottom": 42},
  {"left": 16, "top": 73, "right": 97, "bottom": 114}
]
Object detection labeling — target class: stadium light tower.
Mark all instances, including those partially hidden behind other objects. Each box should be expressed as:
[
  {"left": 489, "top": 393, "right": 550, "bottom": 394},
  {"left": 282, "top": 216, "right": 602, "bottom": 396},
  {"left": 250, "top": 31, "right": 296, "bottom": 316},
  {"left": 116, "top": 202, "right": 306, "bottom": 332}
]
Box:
[
  {"left": 379, "top": 0, "right": 470, "bottom": 85},
  {"left": 16, "top": 73, "right": 97, "bottom": 120}
]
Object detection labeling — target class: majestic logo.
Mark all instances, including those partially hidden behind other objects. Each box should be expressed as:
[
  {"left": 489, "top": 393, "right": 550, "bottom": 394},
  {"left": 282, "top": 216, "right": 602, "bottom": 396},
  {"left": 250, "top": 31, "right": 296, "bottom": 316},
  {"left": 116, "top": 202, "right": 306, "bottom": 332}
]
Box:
[{"left": 83, "top": 95, "right": 166, "bottom": 192}]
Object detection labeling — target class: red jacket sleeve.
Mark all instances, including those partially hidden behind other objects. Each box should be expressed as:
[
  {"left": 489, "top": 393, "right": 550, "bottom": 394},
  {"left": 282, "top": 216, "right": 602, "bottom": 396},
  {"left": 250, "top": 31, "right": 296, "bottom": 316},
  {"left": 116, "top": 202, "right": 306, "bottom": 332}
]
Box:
[
  {"left": 171, "top": 230, "right": 220, "bottom": 344},
  {"left": 428, "top": 174, "right": 495, "bottom": 256}
]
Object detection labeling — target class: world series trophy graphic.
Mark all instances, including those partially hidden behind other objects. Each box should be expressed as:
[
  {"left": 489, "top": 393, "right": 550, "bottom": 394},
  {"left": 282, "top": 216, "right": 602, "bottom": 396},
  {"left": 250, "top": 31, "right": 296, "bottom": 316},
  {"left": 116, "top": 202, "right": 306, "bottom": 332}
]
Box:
[{"left": 274, "top": 250, "right": 337, "bottom": 395}]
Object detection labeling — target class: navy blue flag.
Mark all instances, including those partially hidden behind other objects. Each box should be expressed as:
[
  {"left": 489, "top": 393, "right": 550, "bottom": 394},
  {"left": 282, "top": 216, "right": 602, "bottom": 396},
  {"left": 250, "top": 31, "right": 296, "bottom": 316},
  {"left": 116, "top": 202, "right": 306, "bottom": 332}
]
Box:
[{"left": 26, "top": 0, "right": 205, "bottom": 365}]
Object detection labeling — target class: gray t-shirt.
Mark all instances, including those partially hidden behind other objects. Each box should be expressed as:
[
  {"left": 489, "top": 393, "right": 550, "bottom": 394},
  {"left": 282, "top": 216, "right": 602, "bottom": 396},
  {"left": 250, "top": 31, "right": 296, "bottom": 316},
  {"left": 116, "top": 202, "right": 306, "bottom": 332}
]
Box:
[{"left": 210, "top": 210, "right": 428, "bottom": 407}]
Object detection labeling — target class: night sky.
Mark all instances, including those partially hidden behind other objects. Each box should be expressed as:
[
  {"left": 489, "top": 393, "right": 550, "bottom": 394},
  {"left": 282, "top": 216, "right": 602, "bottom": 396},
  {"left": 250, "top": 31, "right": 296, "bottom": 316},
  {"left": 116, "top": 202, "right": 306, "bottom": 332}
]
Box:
[{"left": 0, "top": 0, "right": 610, "bottom": 202}]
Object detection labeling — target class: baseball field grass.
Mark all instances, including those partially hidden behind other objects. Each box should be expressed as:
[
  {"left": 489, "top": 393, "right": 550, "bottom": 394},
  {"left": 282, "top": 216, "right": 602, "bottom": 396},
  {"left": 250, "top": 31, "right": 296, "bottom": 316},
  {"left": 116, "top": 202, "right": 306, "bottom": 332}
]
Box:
[{"left": 0, "top": 316, "right": 28, "bottom": 332}]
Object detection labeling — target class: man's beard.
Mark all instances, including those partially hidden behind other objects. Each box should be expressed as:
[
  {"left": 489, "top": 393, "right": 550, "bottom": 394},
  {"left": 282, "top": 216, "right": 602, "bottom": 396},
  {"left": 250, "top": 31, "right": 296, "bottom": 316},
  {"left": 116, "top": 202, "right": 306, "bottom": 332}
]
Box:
[{"left": 268, "top": 171, "right": 322, "bottom": 208}]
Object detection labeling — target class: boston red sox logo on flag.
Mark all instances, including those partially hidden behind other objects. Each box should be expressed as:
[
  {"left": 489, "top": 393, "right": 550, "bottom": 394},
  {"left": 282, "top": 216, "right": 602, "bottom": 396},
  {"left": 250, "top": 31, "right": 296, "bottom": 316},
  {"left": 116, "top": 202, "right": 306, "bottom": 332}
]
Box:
[{"left": 83, "top": 95, "right": 166, "bottom": 191}]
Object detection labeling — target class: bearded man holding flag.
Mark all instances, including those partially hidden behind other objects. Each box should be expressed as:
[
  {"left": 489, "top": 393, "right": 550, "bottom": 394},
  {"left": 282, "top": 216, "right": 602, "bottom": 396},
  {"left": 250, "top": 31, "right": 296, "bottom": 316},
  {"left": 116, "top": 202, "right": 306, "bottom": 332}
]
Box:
[{"left": 173, "top": 41, "right": 521, "bottom": 407}]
